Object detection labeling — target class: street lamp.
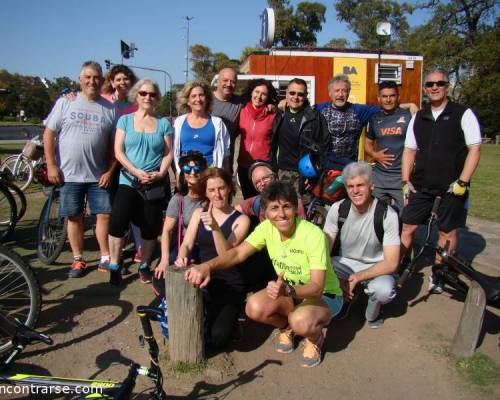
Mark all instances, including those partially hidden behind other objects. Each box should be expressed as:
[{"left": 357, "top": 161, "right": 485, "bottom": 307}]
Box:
[{"left": 376, "top": 22, "right": 392, "bottom": 84}]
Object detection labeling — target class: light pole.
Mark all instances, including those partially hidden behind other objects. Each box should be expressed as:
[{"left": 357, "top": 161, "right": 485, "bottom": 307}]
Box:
[
  {"left": 376, "top": 22, "right": 392, "bottom": 84},
  {"left": 184, "top": 16, "right": 194, "bottom": 82},
  {"left": 106, "top": 60, "right": 173, "bottom": 117}
]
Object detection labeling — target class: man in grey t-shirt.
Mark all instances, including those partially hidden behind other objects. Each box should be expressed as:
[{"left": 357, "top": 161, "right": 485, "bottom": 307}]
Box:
[
  {"left": 365, "top": 81, "right": 411, "bottom": 213},
  {"left": 323, "top": 162, "right": 400, "bottom": 328},
  {"left": 44, "top": 60, "right": 116, "bottom": 278},
  {"left": 211, "top": 67, "right": 244, "bottom": 171}
]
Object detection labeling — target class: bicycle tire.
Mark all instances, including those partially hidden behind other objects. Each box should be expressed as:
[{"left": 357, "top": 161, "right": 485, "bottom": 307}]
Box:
[
  {"left": 0, "top": 184, "right": 17, "bottom": 242},
  {"left": 37, "top": 188, "right": 67, "bottom": 265},
  {"left": 3, "top": 180, "right": 27, "bottom": 222},
  {"left": 0, "top": 244, "right": 41, "bottom": 354},
  {"left": 0, "top": 155, "right": 34, "bottom": 191}
]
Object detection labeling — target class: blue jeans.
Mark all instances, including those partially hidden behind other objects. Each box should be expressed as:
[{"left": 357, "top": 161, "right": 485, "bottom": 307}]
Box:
[
  {"left": 59, "top": 182, "right": 112, "bottom": 217},
  {"left": 322, "top": 294, "right": 343, "bottom": 318}
]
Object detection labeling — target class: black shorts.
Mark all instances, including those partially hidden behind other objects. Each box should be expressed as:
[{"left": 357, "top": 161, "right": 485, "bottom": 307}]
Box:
[{"left": 401, "top": 190, "right": 467, "bottom": 233}]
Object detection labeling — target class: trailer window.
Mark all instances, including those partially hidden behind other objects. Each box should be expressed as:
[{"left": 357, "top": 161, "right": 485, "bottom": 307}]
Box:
[{"left": 375, "top": 63, "right": 402, "bottom": 84}]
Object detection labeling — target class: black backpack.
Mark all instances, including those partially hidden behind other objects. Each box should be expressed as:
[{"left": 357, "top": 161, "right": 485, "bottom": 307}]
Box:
[{"left": 332, "top": 197, "right": 397, "bottom": 256}]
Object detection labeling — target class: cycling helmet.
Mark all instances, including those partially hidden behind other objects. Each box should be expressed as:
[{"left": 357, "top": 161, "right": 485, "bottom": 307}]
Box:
[
  {"left": 248, "top": 160, "right": 276, "bottom": 181},
  {"left": 298, "top": 154, "right": 318, "bottom": 178}
]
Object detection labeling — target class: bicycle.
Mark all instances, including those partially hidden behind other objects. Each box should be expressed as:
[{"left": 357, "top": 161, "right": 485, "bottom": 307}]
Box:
[
  {"left": 0, "top": 170, "right": 27, "bottom": 222},
  {"left": 0, "top": 245, "right": 41, "bottom": 354},
  {"left": 0, "top": 135, "right": 45, "bottom": 192},
  {"left": 0, "top": 306, "right": 167, "bottom": 399},
  {"left": 397, "top": 196, "right": 500, "bottom": 307},
  {"left": 37, "top": 186, "right": 68, "bottom": 265}
]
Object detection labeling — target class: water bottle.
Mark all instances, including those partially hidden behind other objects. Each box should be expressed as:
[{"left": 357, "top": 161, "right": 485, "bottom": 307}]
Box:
[
  {"left": 158, "top": 298, "right": 169, "bottom": 338},
  {"left": 326, "top": 175, "right": 344, "bottom": 195}
]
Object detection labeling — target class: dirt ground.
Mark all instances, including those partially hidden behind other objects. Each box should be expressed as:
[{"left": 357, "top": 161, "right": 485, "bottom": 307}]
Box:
[{"left": 2, "top": 190, "right": 499, "bottom": 400}]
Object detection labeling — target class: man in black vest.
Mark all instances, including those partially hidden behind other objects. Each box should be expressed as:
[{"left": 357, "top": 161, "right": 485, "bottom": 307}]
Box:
[{"left": 400, "top": 68, "right": 482, "bottom": 293}]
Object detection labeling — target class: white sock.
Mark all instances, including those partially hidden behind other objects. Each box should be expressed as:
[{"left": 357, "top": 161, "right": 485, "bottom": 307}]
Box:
[{"left": 100, "top": 255, "right": 110, "bottom": 263}]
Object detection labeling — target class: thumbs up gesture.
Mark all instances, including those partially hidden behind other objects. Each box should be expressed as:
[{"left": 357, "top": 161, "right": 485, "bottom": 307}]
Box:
[
  {"left": 267, "top": 271, "right": 286, "bottom": 300},
  {"left": 200, "top": 202, "right": 219, "bottom": 231}
]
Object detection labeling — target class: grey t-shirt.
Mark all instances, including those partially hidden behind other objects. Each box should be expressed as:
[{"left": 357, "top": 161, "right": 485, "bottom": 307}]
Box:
[
  {"left": 323, "top": 198, "right": 400, "bottom": 272},
  {"left": 45, "top": 93, "right": 116, "bottom": 182},
  {"left": 166, "top": 194, "right": 204, "bottom": 234},
  {"left": 211, "top": 94, "right": 244, "bottom": 141},
  {"left": 367, "top": 108, "right": 411, "bottom": 189}
]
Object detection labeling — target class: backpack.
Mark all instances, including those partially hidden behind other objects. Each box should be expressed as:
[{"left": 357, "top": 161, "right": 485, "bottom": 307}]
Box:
[{"left": 332, "top": 197, "right": 397, "bottom": 256}]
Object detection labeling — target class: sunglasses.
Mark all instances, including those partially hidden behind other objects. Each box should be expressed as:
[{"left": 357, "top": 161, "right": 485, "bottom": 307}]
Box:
[
  {"left": 288, "top": 91, "right": 306, "bottom": 97},
  {"left": 138, "top": 91, "right": 158, "bottom": 98},
  {"left": 424, "top": 81, "right": 448, "bottom": 88},
  {"left": 182, "top": 164, "right": 203, "bottom": 174}
]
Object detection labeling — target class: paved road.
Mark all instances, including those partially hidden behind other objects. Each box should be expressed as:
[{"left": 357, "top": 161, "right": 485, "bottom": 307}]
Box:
[{"left": 0, "top": 124, "right": 43, "bottom": 140}]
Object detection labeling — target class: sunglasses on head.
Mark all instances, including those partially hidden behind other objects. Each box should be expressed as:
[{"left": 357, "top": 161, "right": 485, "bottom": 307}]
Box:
[
  {"left": 288, "top": 91, "right": 306, "bottom": 97},
  {"left": 182, "top": 164, "right": 203, "bottom": 174},
  {"left": 138, "top": 91, "right": 157, "bottom": 98},
  {"left": 424, "top": 80, "right": 448, "bottom": 88}
]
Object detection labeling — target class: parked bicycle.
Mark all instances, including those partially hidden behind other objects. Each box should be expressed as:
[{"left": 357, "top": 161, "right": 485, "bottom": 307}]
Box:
[
  {"left": 397, "top": 196, "right": 500, "bottom": 307},
  {"left": 0, "top": 245, "right": 41, "bottom": 354},
  {"left": 0, "top": 172, "right": 26, "bottom": 242},
  {"left": 0, "top": 134, "right": 46, "bottom": 191},
  {"left": 0, "top": 305, "right": 167, "bottom": 399}
]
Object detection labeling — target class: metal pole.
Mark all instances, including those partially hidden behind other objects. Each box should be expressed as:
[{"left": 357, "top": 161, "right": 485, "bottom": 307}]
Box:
[{"left": 185, "top": 16, "right": 194, "bottom": 82}]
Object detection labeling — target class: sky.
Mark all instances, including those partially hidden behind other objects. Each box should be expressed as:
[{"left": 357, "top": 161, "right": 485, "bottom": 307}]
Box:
[{"left": 0, "top": 0, "right": 430, "bottom": 90}]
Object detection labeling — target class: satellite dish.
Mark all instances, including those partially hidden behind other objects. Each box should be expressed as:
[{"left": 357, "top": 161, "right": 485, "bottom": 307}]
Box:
[
  {"left": 260, "top": 8, "right": 275, "bottom": 48},
  {"left": 376, "top": 22, "right": 392, "bottom": 36}
]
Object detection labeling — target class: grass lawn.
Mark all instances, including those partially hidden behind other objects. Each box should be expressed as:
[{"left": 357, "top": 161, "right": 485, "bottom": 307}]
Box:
[{"left": 469, "top": 144, "right": 500, "bottom": 222}]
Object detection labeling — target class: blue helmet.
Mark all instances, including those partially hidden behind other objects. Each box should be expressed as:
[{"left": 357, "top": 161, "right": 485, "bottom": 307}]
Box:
[{"left": 298, "top": 154, "right": 318, "bottom": 178}]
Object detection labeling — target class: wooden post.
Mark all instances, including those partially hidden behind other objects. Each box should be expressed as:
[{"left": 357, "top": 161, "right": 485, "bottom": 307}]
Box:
[
  {"left": 496, "top": 134, "right": 500, "bottom": 145},
  {"left": 450, "top": 281, "right": 486, "bottom": 358},
  {"left": 165, "top": 265, "right": 204, "bottom": 363}
]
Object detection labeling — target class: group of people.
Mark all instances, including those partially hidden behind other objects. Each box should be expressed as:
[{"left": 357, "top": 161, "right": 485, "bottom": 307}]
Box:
[{"left": 43, "top": 60, "right": 482, "bottom": 368}]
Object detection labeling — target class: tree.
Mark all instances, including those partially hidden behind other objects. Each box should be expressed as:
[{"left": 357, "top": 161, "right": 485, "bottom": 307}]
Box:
[
  {"left": 334, "top": 0, "right": 414, "bottom": 49},
  {"left": 190, "top": 45, "right": 240, "bottom": 83},
  {"left": 323, "top": 38, "right": 350, "bottom": 48},
  {"left": 268, "top": 0, "right": 326, "bottom": 46}
]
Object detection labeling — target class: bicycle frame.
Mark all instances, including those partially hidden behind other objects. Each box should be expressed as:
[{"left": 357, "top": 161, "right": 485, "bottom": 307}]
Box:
[{"left": 0, "top": 307, "right": 166, "bottom": 400}]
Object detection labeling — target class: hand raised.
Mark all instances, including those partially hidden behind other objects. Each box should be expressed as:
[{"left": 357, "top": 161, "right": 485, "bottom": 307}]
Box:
[
  {"left": 200, "top": 202, "right": 218, "bottom": 230},
  {"left": 266, "top": 271, "right": 286, "bottom": 300}
]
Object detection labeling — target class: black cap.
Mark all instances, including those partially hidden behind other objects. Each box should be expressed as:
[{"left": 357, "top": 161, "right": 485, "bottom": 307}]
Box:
[{"left": 179, "top": 151, "right": 207, "bottom": 169}]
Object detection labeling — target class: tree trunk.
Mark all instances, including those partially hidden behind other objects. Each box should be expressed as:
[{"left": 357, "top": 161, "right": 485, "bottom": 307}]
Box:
[
  {"left": 165, "top": 265, "right": 204, "bottom": 363},
  {"left": 450, "top": 281, "right": 486, "bottom": 358}
]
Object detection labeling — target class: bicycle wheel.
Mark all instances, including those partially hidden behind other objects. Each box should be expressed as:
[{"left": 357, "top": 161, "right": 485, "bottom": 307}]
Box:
[
  {"left": 0, "top": 155, "right": 34, "bottom": 191},
  {"left": 0, "top": 184, "right": 17, "bottom": 242},
  {"left": 37, "top": 188, "right": 67, "bottom": 265},
  {"left": 3, "top": 180, "right": 27, "bottom": 222},
  {"left": 0, "top": 244, "right": 41, "bottom": 353},
  {"left": 434, "top": 264, "right": 469, "bottom": 296}
]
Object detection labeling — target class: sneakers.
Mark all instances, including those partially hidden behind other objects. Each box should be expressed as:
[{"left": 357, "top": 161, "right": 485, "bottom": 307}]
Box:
[
  {"left": 428, "top": 275, "right": 444, "bottom": 294},
  {"left": 97, "top": 259, "right": 110, "bottom": 273},
  {"left": 134, "top": 247, "right": 142, "bottom": 263},
  {"left": 300, "top": 332, "right": 324, "bottom": 368},
  {"left": 139, "top": 267, "right": 153, "bottom": 284},
  {"left": 367, "top": 312, "right": 385, "bottom": 329},
  {"left": 68, "top": 260, "right": 87, "bottom": 278},
  {"left": 275, "top": 328, "right": 294, "bottom": 353}
]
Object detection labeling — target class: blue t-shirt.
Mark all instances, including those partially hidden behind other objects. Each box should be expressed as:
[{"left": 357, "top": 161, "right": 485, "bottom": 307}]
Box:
[
  {"left": 117, "top": 113, "right": 173, "bottom": 186},
  {"left": 180, "top": 118, "right": 216, "bottom": 166}
]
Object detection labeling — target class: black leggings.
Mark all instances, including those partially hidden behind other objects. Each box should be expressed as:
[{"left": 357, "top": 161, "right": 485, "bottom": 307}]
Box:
[
  {"left": 204, "top": 291, "right": 245, "bottom": 349},
  {"left": 109, "top": 184, "right": 168, "bottom": 240}
]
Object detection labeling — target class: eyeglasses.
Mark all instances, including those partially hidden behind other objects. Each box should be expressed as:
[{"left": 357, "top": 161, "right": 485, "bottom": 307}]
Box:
[
  {"left": 288, "top": 91, "right": 306, "bottom": 97},
  {"left": 182, "top": 164, "right": 203, "bottom": 174},
  {"left": 138, "top": 91, "right": 158, "bottom": 98},
  {"left": 252, "top": 173, "right": 274, "bottom": 187},
  {"left": 424, "top": 81, "right": 448, "bottom": 88}
]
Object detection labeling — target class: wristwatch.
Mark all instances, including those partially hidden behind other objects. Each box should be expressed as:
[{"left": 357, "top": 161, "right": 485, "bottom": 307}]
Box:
[{"left": 285, "top": 283, "right": 296, "bottom": 298}]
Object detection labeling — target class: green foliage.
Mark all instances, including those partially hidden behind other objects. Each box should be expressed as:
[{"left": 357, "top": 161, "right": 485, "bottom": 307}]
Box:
[
  {"left": 170, "top": 360, "right": 207, "bottom": 375},
  {"left": 190, "top": 44, "right": 240, "bottom": 83},
  {"left": 334, "top": 0, "right": 413, "bottom": 49},
  {"left": 268, "top": 0, "right": 326, "bottom": 46},
  {"left": 323, "top": 37, "right": 350, "bottom": 48},
  {"left": 155, "top": 90, "right": 178, "bottom": 118}
]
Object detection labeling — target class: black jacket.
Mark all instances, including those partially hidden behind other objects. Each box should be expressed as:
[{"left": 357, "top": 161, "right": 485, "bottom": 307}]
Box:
[{"left": 270, "top": 105, "right": 330, "bottom": 169}]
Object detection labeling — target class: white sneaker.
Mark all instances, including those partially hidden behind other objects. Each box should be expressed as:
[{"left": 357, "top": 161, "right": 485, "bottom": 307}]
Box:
[{"left": 428, "top": 275, "right": 443, "bottom": 294}]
